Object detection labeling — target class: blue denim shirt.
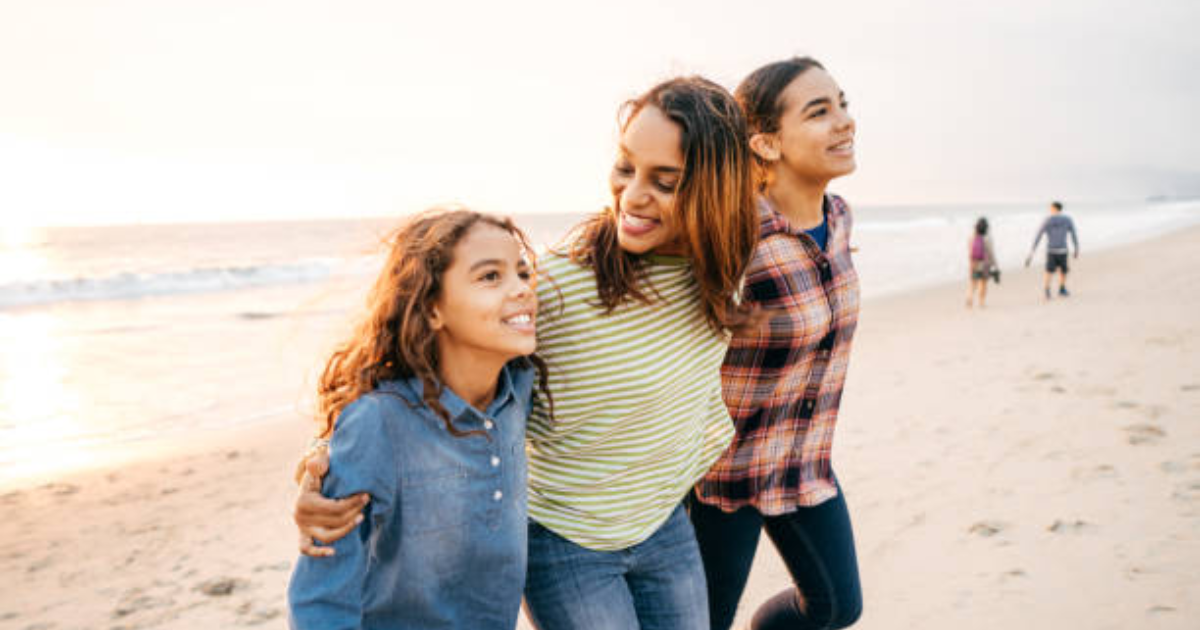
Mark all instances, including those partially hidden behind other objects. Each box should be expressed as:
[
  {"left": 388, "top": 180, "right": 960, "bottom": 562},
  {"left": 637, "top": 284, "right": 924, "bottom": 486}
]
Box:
[{"left": 288, "top": 361, "right": 534, "bottom": 630}]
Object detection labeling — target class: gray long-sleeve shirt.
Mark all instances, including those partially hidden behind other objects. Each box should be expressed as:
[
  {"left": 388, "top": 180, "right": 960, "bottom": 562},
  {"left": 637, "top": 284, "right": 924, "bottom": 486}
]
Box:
[{"left": 1031, "top": 214, "right": 1079, "bottom": 254}]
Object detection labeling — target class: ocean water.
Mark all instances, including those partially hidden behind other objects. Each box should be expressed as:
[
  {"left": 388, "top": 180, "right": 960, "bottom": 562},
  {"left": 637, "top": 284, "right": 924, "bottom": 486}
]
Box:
[
  {"left": 2, "top": 200, "right": 1198, "bottom": 487},
  {"left": 852, "top": 199, "right": 1200, "bottom": 298}
]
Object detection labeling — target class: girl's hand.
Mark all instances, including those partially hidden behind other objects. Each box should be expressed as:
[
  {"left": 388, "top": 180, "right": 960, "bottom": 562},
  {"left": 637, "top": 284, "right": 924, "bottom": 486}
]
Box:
[
  {"left": 729, "top": 303, "right": 772, "bottom": 339},
  {"left": 293, "top": 448, "right": 370, "bottom": 557}
]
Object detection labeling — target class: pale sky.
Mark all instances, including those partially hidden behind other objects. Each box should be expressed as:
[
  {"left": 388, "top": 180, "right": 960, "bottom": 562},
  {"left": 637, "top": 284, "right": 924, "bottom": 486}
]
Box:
[{"left": 1, "top": 0, "right": 1198, "bottom": 226}]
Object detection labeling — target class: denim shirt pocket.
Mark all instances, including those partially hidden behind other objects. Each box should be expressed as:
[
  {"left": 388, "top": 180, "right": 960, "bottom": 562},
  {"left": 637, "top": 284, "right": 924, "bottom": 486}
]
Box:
[{"left": 399, "top": 466, "right": 474, "bottom": 536}]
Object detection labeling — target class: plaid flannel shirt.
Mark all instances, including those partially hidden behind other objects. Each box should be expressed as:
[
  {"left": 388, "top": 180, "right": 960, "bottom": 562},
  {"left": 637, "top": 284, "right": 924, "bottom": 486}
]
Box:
[{"left": 695, "top": 194, "right": 860, "bottom": 514}]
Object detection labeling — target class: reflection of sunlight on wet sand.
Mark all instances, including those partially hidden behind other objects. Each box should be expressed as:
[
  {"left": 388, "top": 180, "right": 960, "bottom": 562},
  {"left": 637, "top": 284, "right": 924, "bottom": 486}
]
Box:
[
  {"left": 0, "top": 311, "right": 94, "bottom": 483},
  {"left": 0, "top": 225, "right": 49, "bottom": 286}
]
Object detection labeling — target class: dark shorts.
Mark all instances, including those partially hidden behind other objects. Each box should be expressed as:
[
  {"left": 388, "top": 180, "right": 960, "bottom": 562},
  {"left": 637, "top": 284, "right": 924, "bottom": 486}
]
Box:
[{"left": 1046, "top": 253, "right": 1069, "bottom": 273}]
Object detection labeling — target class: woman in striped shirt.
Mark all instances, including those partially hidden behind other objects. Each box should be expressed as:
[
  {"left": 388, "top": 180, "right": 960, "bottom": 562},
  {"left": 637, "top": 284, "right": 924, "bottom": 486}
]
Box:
[
  {"left": 293, "top": 76, "right": 759, "bottom": 629},
  {"left": 518, "top": 76, "right": 757, "bottom": 629},
  {"left": 690, "top": 57, "right": 865, "bottom": 630}
]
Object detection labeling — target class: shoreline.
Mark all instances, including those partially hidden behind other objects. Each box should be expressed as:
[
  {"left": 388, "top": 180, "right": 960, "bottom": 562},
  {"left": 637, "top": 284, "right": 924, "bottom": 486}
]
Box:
[
  {"left": 1, "top": 226, "right": 1197, "bottom": 629},
  {"left": 9, "top": 217, "right": 1193, "bottom": 495}
]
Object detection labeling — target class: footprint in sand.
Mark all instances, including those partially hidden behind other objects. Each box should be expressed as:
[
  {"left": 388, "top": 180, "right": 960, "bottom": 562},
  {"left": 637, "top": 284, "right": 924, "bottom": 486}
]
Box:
[
  {"left": 1032, "top": 371, "right": 1058, "bottom": 381},
  {"left": 1147, "top": 605, "right": 1177, "bottom": 615},
  {"left": 1126, "top": 565, "right": 1159, "bottom": 580},
  {"left": 25, "top": 556, "right": 54, "bottom": 574},
  {"left": 1114, "top": 400, "right": 1139, "bottom": 409},
  {"left": 39, "top": 483, "right": 80, "bottom": 496},
  {"left": 968, "top": 520, "right": 1007, "bottom": 537},
  {"left": 112, "top": 592, "right": 175, "bottom": 619},
  {"left": 1, "top": 490, "right": 24, "bottom": 505},
  {"left": 1141, "top": 405, "right": 1168, "bottom": 420},
  {"left": 1160, "top": 460, "right": 1187, "bottom": 474},
  {"left": 1181, "top": 384, "right": 1200, "bottom": 392},
  {"left": 195, "top": 577, "right": 248, "bottom": 597},
  {"left": 237, "top": 311, "right": 279, "bottom": 321},
  {"left": 998, "top": 568, "right": 1027, "bottom": 583},
  {"left": 237, "top": 601, "right": 283, "bottom": 626},
  {"left": 1123, "top": 424, "right": 1166, "bottom": 445},
  {"left": 252, "top": 561, "right": 291, "bottom": 573},
  {"left": 1071, "top": 464, "right": 1117, "bottom": 482},
  {"left": 1171, "top": 480, "right": 1200, "bottom": 504},
  {"left": 1047, "top": 519, "right": 1095, "bottom": 534}
]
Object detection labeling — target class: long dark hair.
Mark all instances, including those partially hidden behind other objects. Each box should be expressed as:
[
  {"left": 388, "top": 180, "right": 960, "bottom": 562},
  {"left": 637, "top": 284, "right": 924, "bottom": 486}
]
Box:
[
  {"left": 563, "top": 76, "right": 758, "bottom": 333},
  {"left": 975, "top": 217, "right": 989, "bottom": 236},
  {"left": 736, "top": 56, "right": 826, "bottom": 188},
  {"left": 316, "top": 208, "right": 551, "bottom": 438}
]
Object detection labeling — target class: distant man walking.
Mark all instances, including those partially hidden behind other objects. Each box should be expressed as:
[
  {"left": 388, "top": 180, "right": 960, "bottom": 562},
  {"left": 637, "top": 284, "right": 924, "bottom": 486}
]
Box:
[{"left": 1025, "top": 201, "right": 1079, "bottom": 299}]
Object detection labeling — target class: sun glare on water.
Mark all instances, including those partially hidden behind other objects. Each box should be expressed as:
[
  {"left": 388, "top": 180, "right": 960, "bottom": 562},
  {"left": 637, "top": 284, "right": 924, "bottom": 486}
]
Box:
[
  {"left": 0, "top": 224, "right": 51, "bottom": 287},
  {"left": 0, "top": 302, "right": 97, "bottom": 488}
]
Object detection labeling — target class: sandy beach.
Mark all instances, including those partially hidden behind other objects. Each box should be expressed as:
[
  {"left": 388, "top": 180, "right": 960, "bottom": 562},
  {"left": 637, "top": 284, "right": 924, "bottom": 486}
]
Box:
[{"left": 2, "top": 227, "right": 1198, "bottom": 630}]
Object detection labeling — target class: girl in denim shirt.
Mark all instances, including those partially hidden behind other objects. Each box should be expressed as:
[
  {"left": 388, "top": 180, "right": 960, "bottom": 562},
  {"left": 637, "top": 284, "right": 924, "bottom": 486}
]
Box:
[
  {"left": 292, "top": 78, "right": 759, "bottom": 629},
  {"left": 287, "top": 208, "right": 549, "bottom": 630}
]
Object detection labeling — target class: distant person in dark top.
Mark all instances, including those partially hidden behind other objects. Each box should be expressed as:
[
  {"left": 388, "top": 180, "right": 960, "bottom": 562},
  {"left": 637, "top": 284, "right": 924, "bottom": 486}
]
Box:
[
  {"left": 1025, "top": 201, "right": 1079, "bottom": 299},
  {"left": 967, "top": 216, "right": 997, "bottom": 308}
]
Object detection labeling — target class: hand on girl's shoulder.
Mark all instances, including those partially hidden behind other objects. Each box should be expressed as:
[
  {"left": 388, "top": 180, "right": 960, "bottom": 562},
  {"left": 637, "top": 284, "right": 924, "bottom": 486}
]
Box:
[{"left": 324, "top": 394, "right": 400, "bottom": 508}]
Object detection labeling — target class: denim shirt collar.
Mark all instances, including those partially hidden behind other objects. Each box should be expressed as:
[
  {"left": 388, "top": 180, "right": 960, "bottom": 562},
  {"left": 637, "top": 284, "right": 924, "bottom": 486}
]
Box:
[{"left": 378, "top": 361, "right": 521, "bottom": 420}]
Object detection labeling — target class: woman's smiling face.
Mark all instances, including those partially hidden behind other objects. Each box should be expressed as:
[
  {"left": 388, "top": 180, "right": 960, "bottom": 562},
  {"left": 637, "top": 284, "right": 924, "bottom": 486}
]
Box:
[{"left": 609, "top": 105, "right": 686, "bottom": 256}]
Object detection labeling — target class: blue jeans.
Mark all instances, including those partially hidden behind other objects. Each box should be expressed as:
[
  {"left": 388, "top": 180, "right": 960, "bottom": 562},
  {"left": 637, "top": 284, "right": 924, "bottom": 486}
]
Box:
[
  {"left": 688, "top": 479, "right": 863, "bottom": 630},
  {"left": 523, "top": 503, "right": 710, "bottom": 630}
]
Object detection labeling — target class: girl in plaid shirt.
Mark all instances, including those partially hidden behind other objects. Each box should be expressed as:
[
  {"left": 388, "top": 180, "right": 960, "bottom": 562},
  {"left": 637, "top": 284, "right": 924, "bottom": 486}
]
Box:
[{"left": 689, "top": 57, "right": 865, "bottom": 630}]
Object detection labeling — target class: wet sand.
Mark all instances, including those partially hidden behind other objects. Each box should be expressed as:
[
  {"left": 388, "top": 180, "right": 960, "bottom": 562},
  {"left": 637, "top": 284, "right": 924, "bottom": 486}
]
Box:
[{"left": 1, "top": 228, "right": 1198, "bottom": 630}]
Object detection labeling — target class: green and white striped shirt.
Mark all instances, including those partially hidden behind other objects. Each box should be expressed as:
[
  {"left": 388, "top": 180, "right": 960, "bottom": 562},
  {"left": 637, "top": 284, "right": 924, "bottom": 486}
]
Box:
[{"left": 527, "top": 252, "right": 735, "bottom": 551}]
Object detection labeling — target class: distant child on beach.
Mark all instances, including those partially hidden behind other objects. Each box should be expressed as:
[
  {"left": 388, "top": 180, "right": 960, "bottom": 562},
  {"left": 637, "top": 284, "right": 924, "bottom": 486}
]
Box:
[
  {"left": 287, "top": 208, "right": 546, "bottom": 629},
  {"left": 1025, "top": 201, "right": 1079, "bottom": 299},
  {"left": 967, "top": 216, "right": 998, "bottom": 308}
]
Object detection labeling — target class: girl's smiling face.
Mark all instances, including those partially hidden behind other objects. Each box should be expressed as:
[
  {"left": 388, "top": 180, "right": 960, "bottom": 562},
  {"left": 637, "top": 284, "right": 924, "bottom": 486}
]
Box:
[
  {"left": 430, "top": 223, "right": 537, "bottom": 369},
  {"left": 609, "top": 105, "right": 687, "bottom": 256}
]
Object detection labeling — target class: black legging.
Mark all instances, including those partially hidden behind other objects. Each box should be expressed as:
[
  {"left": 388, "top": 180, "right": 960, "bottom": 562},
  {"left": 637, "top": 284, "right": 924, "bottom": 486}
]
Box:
[{"left": 687, "top": 479, "right": 862, "bottom": 630}]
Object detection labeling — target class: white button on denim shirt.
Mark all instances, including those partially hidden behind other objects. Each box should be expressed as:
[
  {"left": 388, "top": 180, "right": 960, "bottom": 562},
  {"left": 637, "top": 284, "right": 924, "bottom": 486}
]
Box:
[{"left": 288, "top": 361, "right": 534, "bottom": 630}]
